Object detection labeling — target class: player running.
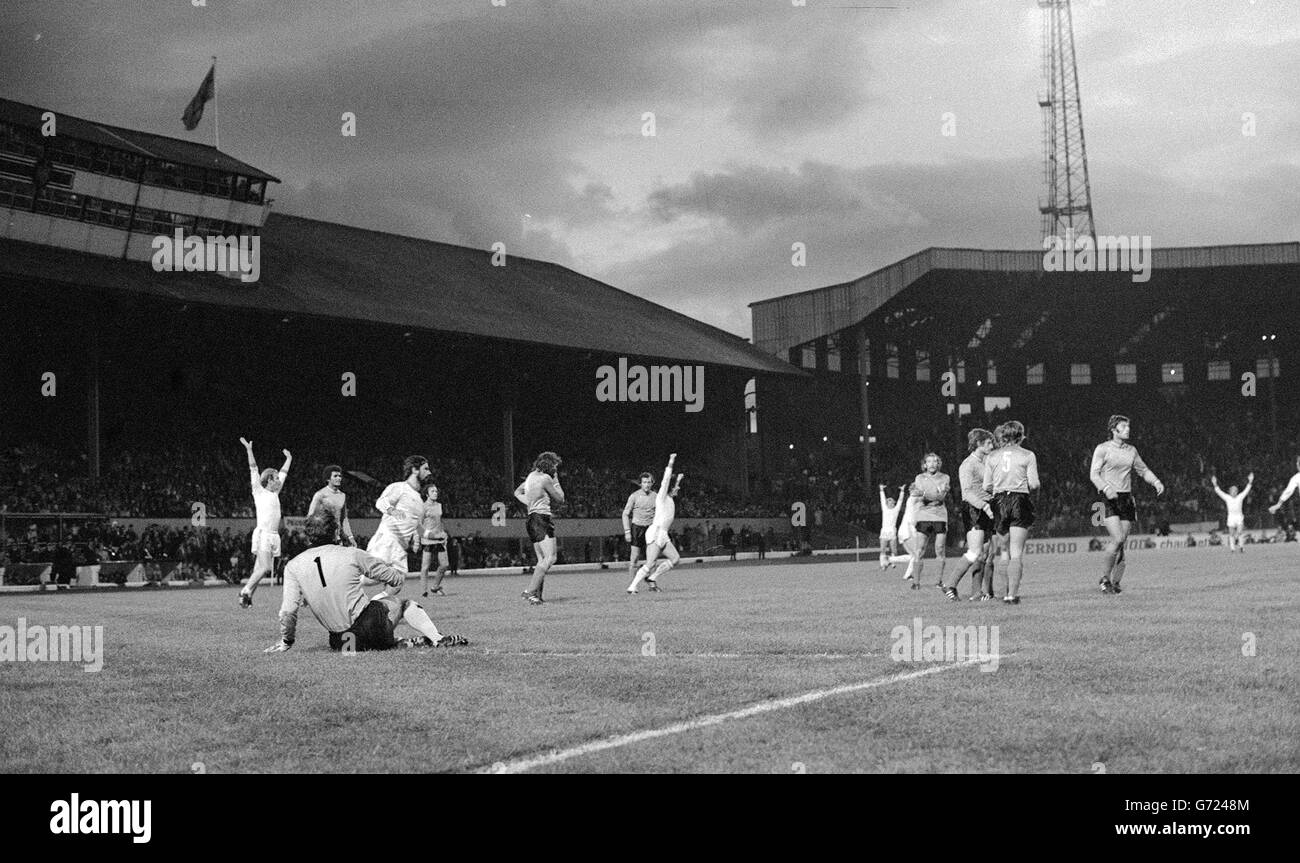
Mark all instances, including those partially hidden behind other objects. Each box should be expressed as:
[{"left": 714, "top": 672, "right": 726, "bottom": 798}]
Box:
[
  {"left": 878, "top": 484, "right": 905, "bottom": 570},
  {"left": 515, "top": 451, "right": 564, "bottom": 605},
  {"left": 418, "top": 484, "right": 450, "bottom": 596},
  {"left": 983, "top": 421, "right": 1039, "bottom": 605},
  {"left": 910, "top": 453, "right": 951, "bottom": 589},
  {"left": 365, "top": 456, "right": 430, "bottom": 599},
  {"left": 307, "top": 464, "right": 355, "bottom": 546},
  {"left": 1089, "top": 415, "right": 1164, "bottom": 595},
  {"left": 262, "top": 512, "right": 467, "bottom": 653},
  {"left": 627, "top": 453, "right": 682, "bottom": 594},
  {"left": 237, "top": 437, "right": 291, "bottom": 609},
  {"left": 1211, "top": 473, "right": 1253, "bottom": 553},
  {"left": 622, "top": 472, "right": 657, "bottom": 585},
  {"left": 943, "top": 428, "right": 997, "bottom": 601},
  {"left": 1266, "top": 456, "right": 1300, "bottom": 524}
]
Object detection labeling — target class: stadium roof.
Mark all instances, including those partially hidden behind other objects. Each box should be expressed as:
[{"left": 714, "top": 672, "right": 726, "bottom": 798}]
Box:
[
  {"left": 0, "top": 212, "right": 800, "bottom": 375},
  {"left": 751, "top": 244, "right": 1300, "bottom": 358},
  {"left": 0, "top": 97, "right": 280, "bottom": 183}
]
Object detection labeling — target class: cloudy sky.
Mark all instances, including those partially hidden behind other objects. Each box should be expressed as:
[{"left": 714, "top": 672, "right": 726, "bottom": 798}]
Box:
[{"left": 3, "top": 0, "right": 1297, "bottom": 337}]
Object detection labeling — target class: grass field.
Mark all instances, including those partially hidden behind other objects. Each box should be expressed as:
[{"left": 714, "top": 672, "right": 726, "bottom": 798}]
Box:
[{"left": 2, "top": 545, "right": 1297, "bottom": 773}]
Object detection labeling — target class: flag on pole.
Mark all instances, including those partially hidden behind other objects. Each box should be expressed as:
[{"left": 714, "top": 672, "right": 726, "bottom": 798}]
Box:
[{"left": 182, "top": 63, "right": 215, "bottom": 131}]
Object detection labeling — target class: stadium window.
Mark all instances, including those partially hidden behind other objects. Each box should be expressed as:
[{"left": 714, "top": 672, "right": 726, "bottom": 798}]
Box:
[
  {"left": 984, "top": 396, "right": 1011, "bottom": 412},
  {"left": 1162, "top": 362, "right": 1185, "bottom": 384},
  {"left": 1070, "top": 363, "right": 1091, "bottom": 385},
  {"left": 886, "top": 343, "right": 899, "bottom": 379},
  {"left": 916, "top": 350, "right": 930, "bottom": 382},
  {"left": 986, "top": 360, "right": 997, "bottom": 385},
  {"left": 859, "top": 336, "right": 871, "bottom": 377},
  {"left": 1256, "top": 358, "right": 1280, "bottom": 378},
  {"left": 826, "top": 334, "right": 841, "bottom": 372},
  {"left": 1207, "top": 360, "right": 1230, "bottom": 381},
  {"left": 744, "top": 378, "right": 757, "bottom": 434},
  {"left": 801, "top": 346, "right": 816, "bottom": 369},
  {"left": 1115, "top": 363, "right": 1137, "bottom": 384},
  {"left": 1026, "top": 362, "right": 1044, "bottom": 385},
  {"left": 946, "top": 403, "right": 972, "bottom": 416},
  {"left": 954, "top": 359, "right": 966, "bottom": 384}
]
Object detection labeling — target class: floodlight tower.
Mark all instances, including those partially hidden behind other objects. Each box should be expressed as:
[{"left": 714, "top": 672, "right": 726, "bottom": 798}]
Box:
[{"left": 1038, "top": 0, "right": 1096, "bottom": 245}]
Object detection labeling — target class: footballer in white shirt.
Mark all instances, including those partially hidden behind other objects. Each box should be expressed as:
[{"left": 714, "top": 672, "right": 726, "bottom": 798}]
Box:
[{"left": 238, "top": 437, "right": 291, "bottom": 609}]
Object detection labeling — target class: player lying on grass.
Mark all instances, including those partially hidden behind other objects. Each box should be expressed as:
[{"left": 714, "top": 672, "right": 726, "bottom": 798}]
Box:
[
  {"left": 627, "top": 453, "right": 682, "bottom": 594},
  {"left": 262, "top": 511, "right": 467, "bottom": 653},
  {"left": 238, "top": 437, "right": 291, "bottom": 609},
  {"left": 1211, "top": 473, "right": 1252, "bottom": 553}
]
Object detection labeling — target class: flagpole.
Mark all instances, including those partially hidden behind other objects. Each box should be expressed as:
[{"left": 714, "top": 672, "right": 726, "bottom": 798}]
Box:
[{"left": 211, "top": 56, "right": 220, "bottom": 151}]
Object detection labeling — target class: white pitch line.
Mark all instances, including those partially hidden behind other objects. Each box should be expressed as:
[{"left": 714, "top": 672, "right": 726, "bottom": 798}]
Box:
[
  {"left": 479, "top": 656, "right": 1005, "bottom": 773},
  {"left": 478, "top": 650, "right": 877, "bottom": 659}
]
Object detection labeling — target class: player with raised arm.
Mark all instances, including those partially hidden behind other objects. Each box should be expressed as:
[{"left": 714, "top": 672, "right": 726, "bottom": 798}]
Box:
[
  {"left": 622, "top": 472, "right": 657, "bottom": 585},
  {"left": 1266, "top": 456, "right": 1300, "bottom": 528},
  {"left": 1211, "top": 473, "right": 1253, "bottom": 554},
  {"left": 878, "top": 484, "right": 905, "bottom": 570},
  {"left": 942, "top": 428, "right": 997, "bottom": 601},
  {"left": 515, "top": 451, "right": 564, "bottom": 605},
  {"left": 895, "top": 491, "right": 922, "bottom": 588},
  {"left": 307, "top": 465, "right": 355, "bottom": 546},
  {"left": 262, "top": 512, "right": 466, "bottom": 654},
  {"left": 1089, "top": 415, "right": 1164, "bottom": 595},
  {"left": 910, "top": 453, "right": 951, "bottom": 590},
  {"left": 627, "top": 454, "right": 682, "bottom": 594},
  {"left": 365, "top": 456, "right": 429, "bottom": 600},
  {"left": 237, "top": 438, "right": 291, "bottom": 609},
  {"left": 418, "top": 483, "right": 450, "bottom": 596},
  {"left": 983, "top": 421, "right": 1040, "bottom": 605}
]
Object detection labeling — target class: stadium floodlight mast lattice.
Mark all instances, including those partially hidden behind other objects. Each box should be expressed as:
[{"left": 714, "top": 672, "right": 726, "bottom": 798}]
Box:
[{"left": 1037, "top": 0, "right": 1097, "bottom": 247}]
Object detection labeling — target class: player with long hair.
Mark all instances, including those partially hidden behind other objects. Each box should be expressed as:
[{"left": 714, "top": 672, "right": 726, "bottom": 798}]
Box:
[
  {"left": 1089, "top": 415, "right": 1164, "bottom": 595},
  {"left": 307, "top": 464, "right": 354, "bottom": 546},
  {"left": 515, "top": 451, "right": 564, "bottom": 604},
  {"left": 943, "top": 428, "right": 997, "bottom": 601},
  {"left": 365, "top": 455, "right": 429, "bottom": 600},
  {"left": 982, "top": 421, "right": 1039, "bottom": 605},
  {"left": 1211, "top": 473, "right": 1253, "bottom": 553},
  {"left": 627, "top": 453, "right": 682, "bottom": 594},
  {"left": 909, "top": 452, "right": 951, "bottom": 589},
  {"left": 237, "top": 438, "right": 291, "bottom": 609}
]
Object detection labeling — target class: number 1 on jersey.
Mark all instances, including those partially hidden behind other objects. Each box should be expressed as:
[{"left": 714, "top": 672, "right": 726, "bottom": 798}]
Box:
[{"left": 314, "top": 556, "right": 326, "bottom": 587}]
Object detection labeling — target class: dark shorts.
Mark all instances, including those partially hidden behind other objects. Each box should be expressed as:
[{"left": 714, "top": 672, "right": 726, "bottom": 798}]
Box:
[
  {"left": 1103, "top": 492, "right": 1137, "bottom": 522},
  {"left": 526, "top": 513, "right": 555, "bottom": 544},
  {"left": 329, "top": 599, "right": 401, "bottom": 652},
  {"left": 915, "top": 520, "right": 947, "bottom": 537},
  {"left": 629, "top": 523, "right": 649, "bottom": 551},
  {"left": 421, "top": 540, "right": 447, "bottom": 553},
  {"left": 962, "top": 504, "right": 995, "bottom": 534},
  {"left": 994, "top": 492, "right": 1035, "bottom": 535}
]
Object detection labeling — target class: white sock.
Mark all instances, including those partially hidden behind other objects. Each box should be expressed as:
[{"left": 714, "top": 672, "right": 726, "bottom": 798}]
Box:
[
  {"left": 889, "top": 554, "right": 912, "bottom": 564},
  {"left": 402, "top": 603, "right": 443, "bottom": 643},
  {"left": 629, "top": 564, "right": 651, "bottom": 590},
  {"left": 649, "top": 559, "right": 674, "bottom": 581},
  {"left": 903, "top": 557, "right": 916, "bottom": 580}
]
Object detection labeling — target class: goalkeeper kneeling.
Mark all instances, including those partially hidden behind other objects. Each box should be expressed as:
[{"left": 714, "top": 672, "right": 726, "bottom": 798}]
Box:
[{"left": 263, "top": 511, "right": 468, "bottom": 653}]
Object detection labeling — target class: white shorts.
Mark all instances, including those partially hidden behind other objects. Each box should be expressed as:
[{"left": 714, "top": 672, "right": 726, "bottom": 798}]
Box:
[
  {"left": 366, "top": 529, "right": 411, "bottom": 571},
  {"left": 251, "top": 528, "right": 281, "bottom": 558},
  {"left": 879, "top": 530, "right": 897, "bottom": 542},
  {"left": 645, "top": 524, "right": 671, "bottom": 548},
  {"left": 1226, "top": 517, "right": 1244, "bottom": 530}
]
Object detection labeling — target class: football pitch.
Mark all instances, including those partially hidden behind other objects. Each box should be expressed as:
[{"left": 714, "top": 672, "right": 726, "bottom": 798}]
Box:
[{"left": 2, "top": 547, "right": 1296, "bottom": 774}]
